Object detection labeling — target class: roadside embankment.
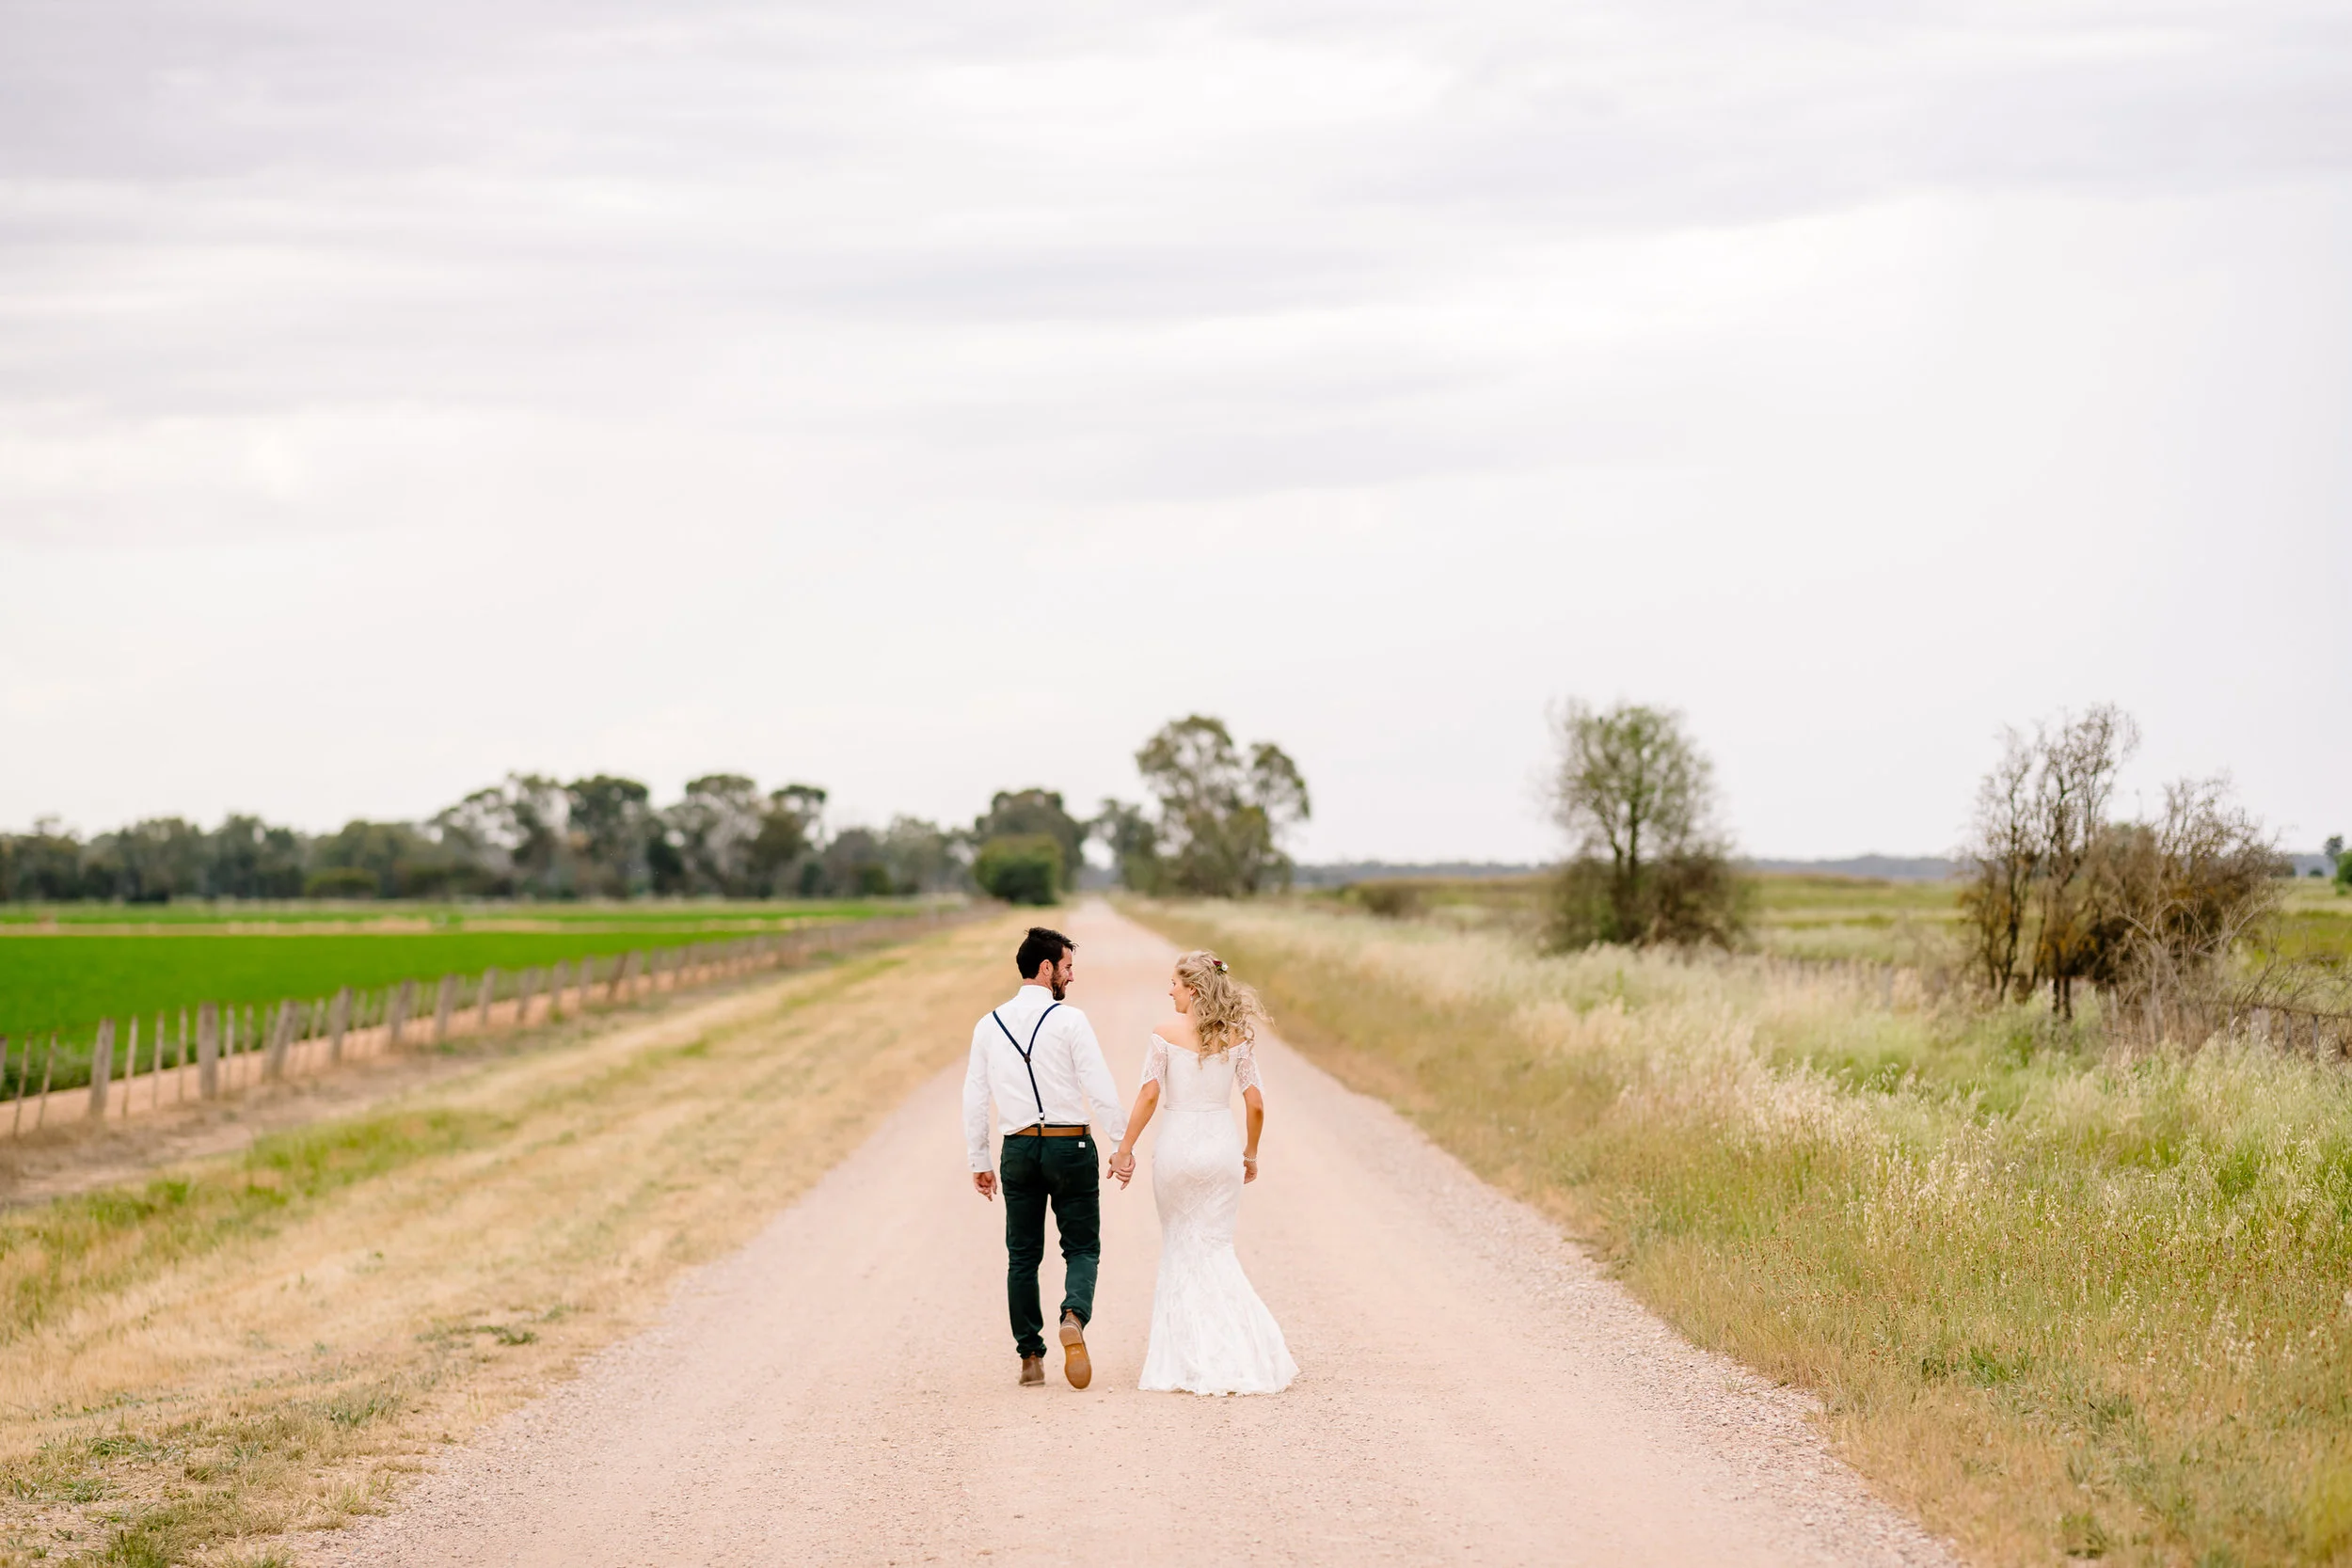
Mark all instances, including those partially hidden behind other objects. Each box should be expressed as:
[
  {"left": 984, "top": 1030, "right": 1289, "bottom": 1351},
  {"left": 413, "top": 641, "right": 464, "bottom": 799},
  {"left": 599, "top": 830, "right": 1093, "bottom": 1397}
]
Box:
[
  {"left": 1130, "top": 899, "right": 2352, "bottom": 1568},
  {"left": 0, "top": 912, "right": 1024, "bottom": 1567}
]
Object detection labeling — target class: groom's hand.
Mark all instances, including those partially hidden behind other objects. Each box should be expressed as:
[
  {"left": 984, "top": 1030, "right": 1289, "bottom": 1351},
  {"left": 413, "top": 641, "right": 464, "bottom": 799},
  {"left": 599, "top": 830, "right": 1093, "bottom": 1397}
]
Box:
[
  {"left": 972, "top": 1171, "right": 996, "bottom": 1200},
  {"left": 1108, "top": 1150, "right": 1136, "bottom": 1187}
]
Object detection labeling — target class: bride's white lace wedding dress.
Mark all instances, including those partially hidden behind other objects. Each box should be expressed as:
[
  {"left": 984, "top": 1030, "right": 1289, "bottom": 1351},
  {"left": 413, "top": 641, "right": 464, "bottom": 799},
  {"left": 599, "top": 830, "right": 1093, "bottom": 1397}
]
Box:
[{"left": 1137, "top": 1034, "right": 1298, "bottom": 1395}]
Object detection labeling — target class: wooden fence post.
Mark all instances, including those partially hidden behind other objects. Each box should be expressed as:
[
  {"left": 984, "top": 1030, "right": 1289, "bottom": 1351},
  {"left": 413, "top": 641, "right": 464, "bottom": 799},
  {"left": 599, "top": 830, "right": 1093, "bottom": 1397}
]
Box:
[
  {"left": 264, "top": 1000, "right": 294, "bottom": 1081},
  {"left": 119, "top": 1017, "right": 138, "bottom": 1117},
  {"left": 514, "top": 968, "right": 538, "bottom": 1027},
  {"left": 36, "top": 1036, "right": 56, "bottom": 1126},
  {"left": 477, "top": 970, "right": 499, "bottom": 1029},
  {"left": 198, "top": 1003, "right": 220, "bottom": 1099},
  {"left": 153, "top": 1013, "right": 167, "bottom": 1107},
  {"left": 576, "top": 957, "right": 593, "bottom": 1012},
  {"left": 547, "top": 962, "right": 568, "bottom": 1022},
  {"left": 88, "top": 1018, "right": 115, "bottom": 1119},
  {"left": 388, "top": 981, "right": 412, "bottom": 1049},
  {"left": 434, "top": 975, "right": 456, "bottom": 1044},
  {"left": 329, "top": 988, "right": 350, "bottom": 1062}
]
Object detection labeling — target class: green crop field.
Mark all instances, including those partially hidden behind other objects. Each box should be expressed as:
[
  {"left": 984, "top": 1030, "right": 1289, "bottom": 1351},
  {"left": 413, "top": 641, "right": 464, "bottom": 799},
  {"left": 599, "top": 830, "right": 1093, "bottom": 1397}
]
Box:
[
  {"left": 0, "top": 900, "right": 912, "bottom": 1090},
  {"left": 0, "top": 898, "right": 894, "bottom": 929},
  {"left": 1320, "top": 870, "right": 2352, "bottom": 972}
]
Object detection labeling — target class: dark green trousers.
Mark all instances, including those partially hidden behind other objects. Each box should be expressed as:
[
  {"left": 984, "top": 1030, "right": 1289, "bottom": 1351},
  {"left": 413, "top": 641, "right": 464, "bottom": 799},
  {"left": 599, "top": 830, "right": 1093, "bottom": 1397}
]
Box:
[{"left": 1000, "top": 1132, "right": 1101, "bottom": 1359}]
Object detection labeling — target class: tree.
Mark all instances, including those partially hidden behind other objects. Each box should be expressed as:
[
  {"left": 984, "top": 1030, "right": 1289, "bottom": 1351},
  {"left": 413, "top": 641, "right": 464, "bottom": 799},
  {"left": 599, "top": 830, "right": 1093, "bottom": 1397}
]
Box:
[
  {"left": 1547, "top": 701, "right": 1744, "bottom": 948},
  {"left": 2089, "top": 776, "right": 2283, "bottom": 1003},
  {"left": 1132, "top": 717, "right": 1310, "bottom": 897},
  {"left": 1957, "top": 707, "right": 2282, "bottom": 1019},
  {"left": 665, "top": 774, "right": 765, "bottom": 895},
  {"left": 746, "top": 787, "right": 819, "bottom": 893},
  {"left": 1959, "top": 730, "right": 2040, "bottom": 997},
  {"left": 973, "top": 790, "right": 1087, "bottom": 884},
  {"left": 565, "top": 775, "right": 653, "bottom": 895},
  {"left": 877, "top": 816, "right": 963, "bottom": 894},
  {"left": 205, "top": 814, "right": 309, "bottom": 899},
  {"left": 2027, "top": 705, "right": 2137, "bottom": 1019},
  {"left": 310, "top": 819, "right": 443, "bottom": 898},
  {"left": 0, "top": 819, "right": 87, "bottom": 901},
  {"left": 1091, "top": 799, "right": 1162, "bottom": 893},
  {"left": 433, "top": 774, "right": 566, "bottom": 895},
  {"left": 818, "top": 828, "right": 898, "bottom": 897},
  {"left": 974, "top": 834, "right": 1063, "bottom": 906},
  {"left": 85, "top": 817, "right": 208, "bottom": 903}
]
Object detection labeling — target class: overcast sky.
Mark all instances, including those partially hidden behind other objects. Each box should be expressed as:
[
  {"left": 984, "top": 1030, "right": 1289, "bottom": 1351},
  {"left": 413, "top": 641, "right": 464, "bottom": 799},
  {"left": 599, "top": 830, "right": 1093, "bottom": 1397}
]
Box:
[{"left": 2, "top": 0, "right": 2347, "bottom": 863}]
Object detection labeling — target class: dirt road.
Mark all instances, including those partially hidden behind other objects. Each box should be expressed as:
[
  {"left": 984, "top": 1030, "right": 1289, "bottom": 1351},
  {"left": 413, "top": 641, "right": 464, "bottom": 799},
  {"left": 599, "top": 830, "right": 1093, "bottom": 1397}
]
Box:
[{"left": 320, "top": 904, "right": 1952, "bottom": 1567}]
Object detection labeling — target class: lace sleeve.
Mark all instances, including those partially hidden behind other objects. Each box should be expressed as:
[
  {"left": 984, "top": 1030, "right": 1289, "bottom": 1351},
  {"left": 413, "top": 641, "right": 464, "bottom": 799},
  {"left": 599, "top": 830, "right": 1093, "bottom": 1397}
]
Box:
[
  {"left": 1142, "top": 1033, "right": 1169, "bottom": 1092},
  {"left": 1232, "top": 1039, "right": 1262, "bottom": 1093}
]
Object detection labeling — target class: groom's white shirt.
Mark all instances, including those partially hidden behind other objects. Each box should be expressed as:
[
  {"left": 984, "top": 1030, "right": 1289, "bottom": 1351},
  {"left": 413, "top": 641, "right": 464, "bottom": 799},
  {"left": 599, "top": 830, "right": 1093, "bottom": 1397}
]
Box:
[{"left": 962, "top": 984, "right": 1128, "bottom": 1173}]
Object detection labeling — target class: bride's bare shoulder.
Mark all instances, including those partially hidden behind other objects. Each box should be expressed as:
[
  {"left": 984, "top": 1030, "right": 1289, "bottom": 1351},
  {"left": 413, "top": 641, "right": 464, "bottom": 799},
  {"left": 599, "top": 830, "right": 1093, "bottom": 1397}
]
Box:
[{"left": 1153, "top": 1016, "right": 1200, "bottom": 1052}]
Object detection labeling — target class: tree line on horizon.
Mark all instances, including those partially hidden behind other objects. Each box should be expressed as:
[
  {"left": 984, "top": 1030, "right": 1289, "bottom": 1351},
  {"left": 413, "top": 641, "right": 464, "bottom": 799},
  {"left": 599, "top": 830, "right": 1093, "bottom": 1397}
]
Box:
[
  {"left": 0, "top": 774, "right": 955, "bottom": 903},
  {"left": 0, "top": 715, "right": 1316, "bottom": 907}
]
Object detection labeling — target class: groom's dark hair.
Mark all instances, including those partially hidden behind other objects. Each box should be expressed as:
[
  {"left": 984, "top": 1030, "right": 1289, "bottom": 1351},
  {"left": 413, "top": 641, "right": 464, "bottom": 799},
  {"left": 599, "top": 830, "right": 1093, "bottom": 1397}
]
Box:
[{"left": 1016, "top": 927, "right": 1075, "bottom": 980}]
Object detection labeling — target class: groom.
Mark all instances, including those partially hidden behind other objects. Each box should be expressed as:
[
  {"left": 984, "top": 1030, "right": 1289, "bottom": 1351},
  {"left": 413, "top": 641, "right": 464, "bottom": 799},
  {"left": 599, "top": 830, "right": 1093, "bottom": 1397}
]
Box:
[{"left": 963, "top": 927, "right": 1128, "bottom": 1388}]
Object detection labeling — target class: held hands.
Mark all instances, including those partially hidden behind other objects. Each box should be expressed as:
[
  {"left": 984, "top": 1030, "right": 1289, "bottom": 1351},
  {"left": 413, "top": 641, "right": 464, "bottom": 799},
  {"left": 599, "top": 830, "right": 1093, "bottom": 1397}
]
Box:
[
  {"left": 972, "top": 1170, "right": 997, "bottom": 1201},
  {"left": 1107, "top": 1148, "right": 1136, "bottom": 1188},
  {"left": 1242, "top": 1153, "right": 1259, "bottom": 1184}
]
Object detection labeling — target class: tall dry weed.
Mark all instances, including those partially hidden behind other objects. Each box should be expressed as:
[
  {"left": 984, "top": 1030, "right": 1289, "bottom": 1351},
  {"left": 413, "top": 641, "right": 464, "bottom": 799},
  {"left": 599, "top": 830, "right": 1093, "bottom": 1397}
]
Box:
[{"left": 1137, "top": 899, "right": 2352, "bottom": 1568}]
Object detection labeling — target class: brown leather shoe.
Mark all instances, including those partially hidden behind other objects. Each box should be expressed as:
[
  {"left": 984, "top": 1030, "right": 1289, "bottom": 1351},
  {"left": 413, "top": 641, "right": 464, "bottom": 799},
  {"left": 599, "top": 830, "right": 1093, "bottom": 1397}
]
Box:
[
  {"left": 1019, "top": 1354, "right": 1045, "bottom": 1386},
  {"left": 1059, "top": 1311, "right": 1091, "bottom": 1389}
]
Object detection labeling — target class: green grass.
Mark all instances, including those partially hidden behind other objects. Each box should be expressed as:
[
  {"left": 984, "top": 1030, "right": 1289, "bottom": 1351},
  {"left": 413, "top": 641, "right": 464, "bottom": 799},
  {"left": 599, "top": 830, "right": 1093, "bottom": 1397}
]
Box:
[
  {"left": 1317, "top": 870, "right": 1966, "bottom": 959},
  {"left": 0, "top": 897, "right": 894, "bottom": 929},
  {"left": 1327, "top": 871, "right": 2352, "bottom": 974},
  {"left": 1136, "top": 898, "right": 2352, "bottom": 1567},
  {"left": 0, "top": 1110, "right": 501, "bottom": 1344},
  {"left": 0, "top": 902, "right": 903, "bottom": 1087}
]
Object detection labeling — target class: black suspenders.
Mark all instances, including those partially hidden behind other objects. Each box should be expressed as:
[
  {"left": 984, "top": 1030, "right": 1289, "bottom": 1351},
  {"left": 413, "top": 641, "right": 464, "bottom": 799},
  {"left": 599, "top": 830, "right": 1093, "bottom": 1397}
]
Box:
[{"left": 991, "top": 1003, "right": 1061, "bottom": 1124}]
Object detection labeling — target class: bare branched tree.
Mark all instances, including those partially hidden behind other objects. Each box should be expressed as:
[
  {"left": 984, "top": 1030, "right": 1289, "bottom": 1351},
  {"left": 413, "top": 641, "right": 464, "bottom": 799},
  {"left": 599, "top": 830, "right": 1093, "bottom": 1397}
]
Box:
[
  {"left": 1959, "top": 729, "right": 2039, "bottom": 998},
  {"left": 2029, "top": 705, "right": 2138, "bottom": 1019},
  {"left": 1958, "top": 706, "right": 2288, "bottom": 1031}
]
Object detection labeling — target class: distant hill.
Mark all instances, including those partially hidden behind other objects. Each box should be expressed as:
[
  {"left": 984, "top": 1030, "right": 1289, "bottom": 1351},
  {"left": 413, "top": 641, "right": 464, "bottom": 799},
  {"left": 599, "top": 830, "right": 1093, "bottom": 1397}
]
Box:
[
  {"left": 1294, "top": 857, "right": 1966, "bottom": 886},
  {"left": 1743, "top": 855, "right": 1959, "bottom": 882},
  {"left": 1290, "top": 861, "right": 1544, "bottom": 888},
  {"left": 1284, "top": 851, "right": 2339, "bottom": 890}
]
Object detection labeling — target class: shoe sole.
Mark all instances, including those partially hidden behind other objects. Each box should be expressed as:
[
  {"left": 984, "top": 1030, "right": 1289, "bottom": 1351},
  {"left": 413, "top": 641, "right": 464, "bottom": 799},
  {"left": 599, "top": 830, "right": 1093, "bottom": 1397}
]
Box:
[{"left": 1059, "top": 1322, "right": 1091, "bottom": 1389}]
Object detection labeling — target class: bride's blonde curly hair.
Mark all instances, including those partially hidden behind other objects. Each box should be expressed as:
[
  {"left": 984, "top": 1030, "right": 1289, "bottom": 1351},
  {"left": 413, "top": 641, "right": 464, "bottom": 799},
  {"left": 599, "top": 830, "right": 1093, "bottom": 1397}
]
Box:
[{"left": 1175, "top": 949, "right": 1268, "bottom": 1057}]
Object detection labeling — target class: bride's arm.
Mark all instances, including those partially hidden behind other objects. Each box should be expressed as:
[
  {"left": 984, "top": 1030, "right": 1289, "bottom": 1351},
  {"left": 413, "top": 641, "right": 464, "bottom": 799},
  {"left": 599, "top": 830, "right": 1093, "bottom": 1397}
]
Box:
[
  {"left": 1109, "top": 1081, "right": 1158, "bottom": 1187},
  {"left": 1241, "top": 1085, "right": 1264, "bottom": 1183}
]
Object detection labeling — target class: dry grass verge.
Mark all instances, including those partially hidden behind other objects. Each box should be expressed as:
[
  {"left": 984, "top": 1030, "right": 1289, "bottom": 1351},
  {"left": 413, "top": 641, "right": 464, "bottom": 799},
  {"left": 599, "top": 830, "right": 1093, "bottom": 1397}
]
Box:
[
  {"left": 1134, "top": 900, "right": 2352, "bottom": 1568},
  {"left": 0, "top": 913, "right": 1022, "bottom": 1566}
]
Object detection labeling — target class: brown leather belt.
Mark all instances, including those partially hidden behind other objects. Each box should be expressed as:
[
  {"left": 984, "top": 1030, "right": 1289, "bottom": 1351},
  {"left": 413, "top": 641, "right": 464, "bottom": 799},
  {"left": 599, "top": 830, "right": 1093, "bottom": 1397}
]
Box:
[{"left": 1009, "top": 1125, "right": 1090, "bottom": 1138}]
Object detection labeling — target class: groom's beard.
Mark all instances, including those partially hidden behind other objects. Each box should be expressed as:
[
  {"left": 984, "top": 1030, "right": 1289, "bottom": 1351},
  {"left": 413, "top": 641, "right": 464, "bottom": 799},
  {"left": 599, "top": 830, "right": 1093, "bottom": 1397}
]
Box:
[{"left": 1050, "top": 979, "right": 1067, "bottom": 1000}]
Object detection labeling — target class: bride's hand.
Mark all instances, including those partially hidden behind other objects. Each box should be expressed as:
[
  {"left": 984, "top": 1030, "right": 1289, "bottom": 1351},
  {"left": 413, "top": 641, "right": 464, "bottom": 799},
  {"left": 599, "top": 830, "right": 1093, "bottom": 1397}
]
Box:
[
  {"left": 1108, "top": 1148, "right": 1136, "bottom": 1187},
  {"left": 1241, "top": 1154, "right": 1259, "bottom": 1184}
]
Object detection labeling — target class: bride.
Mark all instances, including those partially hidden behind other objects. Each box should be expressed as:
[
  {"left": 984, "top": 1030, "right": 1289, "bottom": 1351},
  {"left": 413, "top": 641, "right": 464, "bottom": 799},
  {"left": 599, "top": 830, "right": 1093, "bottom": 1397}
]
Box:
[{"left": 1107, "top": 950, "right": 1297, "bottom": 1395}]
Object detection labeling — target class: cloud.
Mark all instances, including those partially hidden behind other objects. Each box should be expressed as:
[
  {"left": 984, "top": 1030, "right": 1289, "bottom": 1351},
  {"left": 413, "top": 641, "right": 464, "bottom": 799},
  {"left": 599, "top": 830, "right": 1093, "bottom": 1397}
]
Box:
[{"left": 0, "top": 0, "right": 2346, "bottom": 859}]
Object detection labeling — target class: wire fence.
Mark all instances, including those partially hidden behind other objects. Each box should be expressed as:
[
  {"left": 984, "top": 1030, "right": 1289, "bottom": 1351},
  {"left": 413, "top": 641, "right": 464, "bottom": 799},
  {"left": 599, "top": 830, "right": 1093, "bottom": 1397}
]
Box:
[{"left": 0, "top": 905, "right": 987, "bottom": 1135}]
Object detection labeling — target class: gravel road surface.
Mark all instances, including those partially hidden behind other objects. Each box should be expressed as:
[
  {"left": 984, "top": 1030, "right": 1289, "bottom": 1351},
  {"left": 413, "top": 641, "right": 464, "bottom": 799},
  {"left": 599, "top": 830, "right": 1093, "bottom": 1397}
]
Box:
[{"left": 317, "top": 904, "right": 1955, "bottom": 1567}]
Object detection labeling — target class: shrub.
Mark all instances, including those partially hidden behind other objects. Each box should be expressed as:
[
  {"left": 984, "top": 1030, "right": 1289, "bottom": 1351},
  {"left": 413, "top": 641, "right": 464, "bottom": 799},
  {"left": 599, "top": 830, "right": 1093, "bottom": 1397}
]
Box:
[
  {"left": 303, "top": 867, "right": 380, "bottom": 900},
  {"left": 973, "top": 835, "right": 1062, "bottom": 906},
  {"left": 1353, "top": 881, "right": 1423, "bottom": 920}
]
